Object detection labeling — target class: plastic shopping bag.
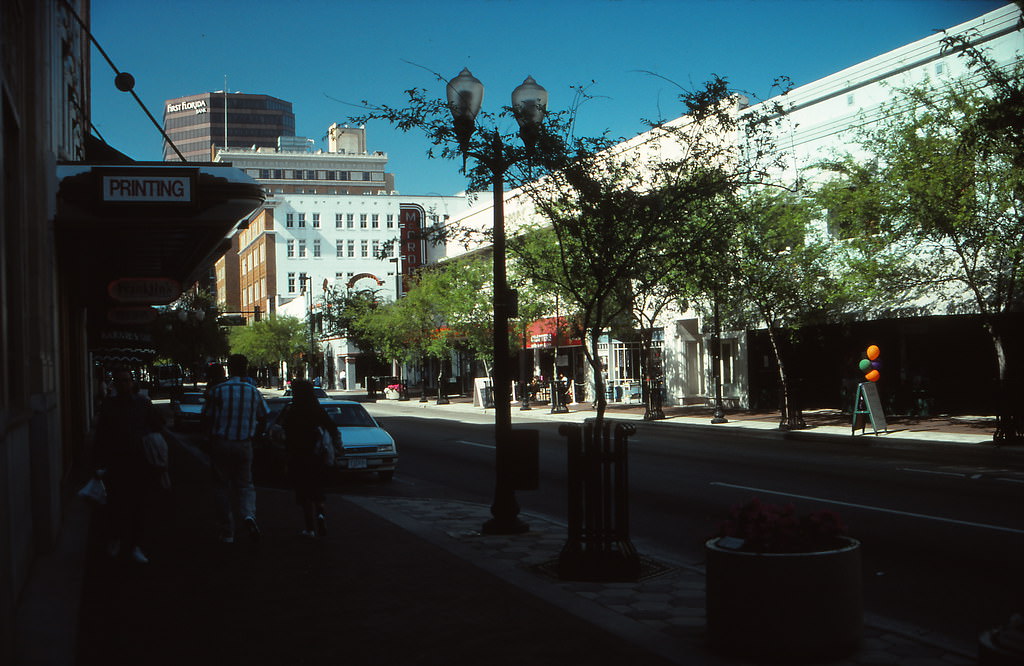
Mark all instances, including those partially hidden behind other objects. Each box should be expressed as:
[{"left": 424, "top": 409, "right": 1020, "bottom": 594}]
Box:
[{"left": 78, "top": 477, "right": 107, "bottom": 504}]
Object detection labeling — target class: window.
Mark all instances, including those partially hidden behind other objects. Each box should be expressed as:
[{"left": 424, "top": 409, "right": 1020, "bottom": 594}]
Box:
[
  {"left": 338, "top": 171, "right": 349, "bottom": 181},
  {"left": 312, "top": 213, "right": 320, "bottom": 228},
  {"left": 721, "top": 340, "right": 735, "bottom": 385},
  {"left": 935, "top": 62, "right": 945, "bottom": 76},
  {"left": 298, "top": 240, "right": 306, "bottom": 257},
  {"left": 371, "top": 214, "right": 379, "bottom": 228},
  {"left": 273, "top": 169, "right": 283, "bottom": 179},
  {"left": 335, "top": 272, "right": 344, "bottom": 283},
  {"left": 286, "top": 213, "right": 294, "bottom": 228},
  {"left": 286, "top": 240, "right": 294, "bottom": 257},
  {"left": 298, "top": 213, "right": 306, "bottom": 228},
  {"left": 313, "top": 240, "right": 321, "bottom": 257},
  {"left": 299, "top": 272, "right": 308, "bottom": 292},
  {"left": 335, "top": 213, "right": 343, "bottom": 228},
  {"left": 359, "top": 214, "right": 368, "bottom": 228},
  {"left": 372, "top": 240, "right": 380, "bottom": 256},
  {"left": 259, "top": 169, "right": 270, "bottom": 179},
  {"left": 386, "top": 214, "right": 394, "bottom": 229},
  {"left": 346, "top": 214, "right": 354, "bottom": 228},
  {"left": 360, "top": 240, "right": 369, "bottom": 257},
  {"left": 288, "top": 272, "right": 296, "bottom": 293},
  {"left": 846, "top": 93, "right": 855, "bottom": 106},
  {"left": 347, "top": 240, "right": 355, "bottom": 257},
  {"left": 336, "top": 240, "right": 344, "bottom": 257}
]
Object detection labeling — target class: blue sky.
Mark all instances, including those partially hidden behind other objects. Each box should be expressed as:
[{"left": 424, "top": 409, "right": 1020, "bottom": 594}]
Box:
[{"left": 89, "top": 0, "right": 1008, "bottom": 195}]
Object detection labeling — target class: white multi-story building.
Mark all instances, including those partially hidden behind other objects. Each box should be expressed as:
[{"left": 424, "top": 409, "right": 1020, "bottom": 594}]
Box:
[
  {"left": 447, "top": 3, "right": 1023, "bottom": 412},
  {"left": 215, "top": 125, "right": 471, "bottom": 387}
]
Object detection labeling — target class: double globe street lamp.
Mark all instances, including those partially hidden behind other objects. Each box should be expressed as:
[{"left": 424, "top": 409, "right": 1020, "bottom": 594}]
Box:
[{"left": 447, "top": 68, "right": 548, "bottom": 534}]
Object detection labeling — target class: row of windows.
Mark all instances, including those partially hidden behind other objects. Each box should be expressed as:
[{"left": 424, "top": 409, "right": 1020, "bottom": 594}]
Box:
[
  {"left": 285, "top": 212, "right": 395, "bottom": 229},
  {"left": 253, "top": 169, "right": 381, "bottom": 182},
  {"left": 286, "top": 271, "right": 398, "bottom": 294},
  {"left": 165, "top": 112, "right": 294, "bottom": 131},
  {"left": 285, "top": 239, "right": 393, "bottom": 258}
]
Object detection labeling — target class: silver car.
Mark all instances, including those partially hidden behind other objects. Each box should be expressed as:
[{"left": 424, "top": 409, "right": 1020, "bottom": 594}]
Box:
[{"left": 273, "top": 399, "right": 397, "bottom": 481}]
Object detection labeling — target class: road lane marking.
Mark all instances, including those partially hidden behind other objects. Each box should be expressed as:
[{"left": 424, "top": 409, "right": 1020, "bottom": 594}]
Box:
[
  {"left": 456, "top": 440, "right": 494, "bottom": 450},
  {"left": 710, "top": 481, "right": 1024, "bottom": 535},
  {"left": 898, "top": 467, "right": 966, "bottom": 478}
]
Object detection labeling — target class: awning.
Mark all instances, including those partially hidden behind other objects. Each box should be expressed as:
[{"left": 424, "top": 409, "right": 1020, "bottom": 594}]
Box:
[
  {"left": 526, "top": 316, "right": 582, "bottom": 349},
  {"left": 54, "top": 161, "right": 265, "bottom": 302}
]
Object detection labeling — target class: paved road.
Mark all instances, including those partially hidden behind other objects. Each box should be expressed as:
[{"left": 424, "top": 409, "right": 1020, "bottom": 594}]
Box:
[{"left": 363, "top": 407, "right": 1024, "bottom": 647}]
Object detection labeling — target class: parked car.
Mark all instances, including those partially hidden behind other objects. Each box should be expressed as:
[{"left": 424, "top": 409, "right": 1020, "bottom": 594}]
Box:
[
  {"left": 170, "top": 392, "right": 206, "bottom": 430},
  {"left": 269, "top": 399, "right": 397, "bottom": 481}
]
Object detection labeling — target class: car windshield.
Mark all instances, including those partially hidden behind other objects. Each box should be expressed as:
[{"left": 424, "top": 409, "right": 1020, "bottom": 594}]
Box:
[{"left": 323, "top": 404, "right": 376, "bottom": 428}]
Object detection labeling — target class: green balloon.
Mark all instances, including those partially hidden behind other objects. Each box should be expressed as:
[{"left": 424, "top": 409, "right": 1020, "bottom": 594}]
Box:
[{"left": 858, "top": 359, "right": 872, "bottom": 372}]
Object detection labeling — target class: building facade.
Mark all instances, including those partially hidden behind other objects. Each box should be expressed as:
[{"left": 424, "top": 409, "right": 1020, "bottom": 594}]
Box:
[
  {"left": 446, "top": 3, "right": 1023, "bottom": 413},
  {"left": 214, "top": 125, "right": 470, "bottom": 388},
  {"left": 162, "top": 91, "right": 296, "bottom": 162}
]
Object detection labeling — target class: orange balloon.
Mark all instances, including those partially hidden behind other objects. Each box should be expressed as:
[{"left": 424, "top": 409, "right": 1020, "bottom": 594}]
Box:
[
  {"left": 866, "top": 345, "right": 880, "bottom": 360},
  {"left": 865, "top": 369, "right": 880, "bottom": 382}
]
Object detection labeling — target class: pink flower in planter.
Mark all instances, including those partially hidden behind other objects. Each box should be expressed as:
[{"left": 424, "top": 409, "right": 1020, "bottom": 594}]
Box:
[{"left": 718, "top": 497, "right": 848, "bottom": 553}]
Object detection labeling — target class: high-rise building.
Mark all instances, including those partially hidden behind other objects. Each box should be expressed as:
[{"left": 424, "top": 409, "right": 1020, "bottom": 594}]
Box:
[{"left": 162, "top": 92, "right": 296, "bottom": 162}]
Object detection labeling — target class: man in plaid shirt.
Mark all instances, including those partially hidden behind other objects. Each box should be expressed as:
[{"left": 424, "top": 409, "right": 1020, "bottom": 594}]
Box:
[{"left": 207, "top": 354, "right": 269, "bottom": 543}]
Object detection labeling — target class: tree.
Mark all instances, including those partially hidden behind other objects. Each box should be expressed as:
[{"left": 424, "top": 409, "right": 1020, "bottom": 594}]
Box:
[
  {"left": 507, "top": 77, "right": 790, "bottom": 422},
  {"left": 715, "top": 189, "right": 846, "bottom": 428},
  {"left": 228, "top": 315, "right": 306, "bottom": 382},
  {"left": 320, "top": 286, "right": 385, "bottom": 361},
  {"left": 152, "top": 289, "right": 227, "bottom": 384},
  {"left": 847, "top": 49, "right": 1024, "bottom": 439}
]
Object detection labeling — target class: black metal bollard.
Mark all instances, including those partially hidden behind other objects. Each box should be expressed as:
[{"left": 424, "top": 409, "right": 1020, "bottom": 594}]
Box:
[{"left": 557, "top": 419, "right": 641, "bottom": 581}]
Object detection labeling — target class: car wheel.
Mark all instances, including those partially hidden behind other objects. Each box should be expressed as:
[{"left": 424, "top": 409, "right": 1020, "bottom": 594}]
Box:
[{"left": 377, "top": 470, "right": 394, "bottom": 482}]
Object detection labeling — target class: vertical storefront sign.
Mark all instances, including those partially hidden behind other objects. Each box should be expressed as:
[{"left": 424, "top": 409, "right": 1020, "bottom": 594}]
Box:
[{"left": 398, "top": 204, "right": 425, "bottom": 294}]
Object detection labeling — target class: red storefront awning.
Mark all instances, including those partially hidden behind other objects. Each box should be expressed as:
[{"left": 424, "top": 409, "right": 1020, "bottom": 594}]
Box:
[{"left": 525, "top": 316, "right": 582, "bottom": 349}]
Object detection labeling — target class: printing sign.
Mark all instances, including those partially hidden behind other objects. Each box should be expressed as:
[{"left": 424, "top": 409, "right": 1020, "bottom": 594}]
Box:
[
  {"left": 102, "top": 175, "right": 192, "bottom": 203},
  {"left": 108, "top": 278, "right": 182, "bottom": 305}
]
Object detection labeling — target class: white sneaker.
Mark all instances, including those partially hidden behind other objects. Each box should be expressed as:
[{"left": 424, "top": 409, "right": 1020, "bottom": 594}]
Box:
[{"left": 130, "top": 547, "right": 149, "bottom": 564}]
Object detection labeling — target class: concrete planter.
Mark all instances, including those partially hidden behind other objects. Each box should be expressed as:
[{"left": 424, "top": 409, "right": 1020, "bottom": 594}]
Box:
[{"left": 705, "top": 536, "right": 863, "bottom": 662}]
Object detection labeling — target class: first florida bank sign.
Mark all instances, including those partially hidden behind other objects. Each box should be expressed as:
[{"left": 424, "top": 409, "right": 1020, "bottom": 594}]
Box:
[{"left": 102, "top": 174, "right": 192, "bottom": 203}]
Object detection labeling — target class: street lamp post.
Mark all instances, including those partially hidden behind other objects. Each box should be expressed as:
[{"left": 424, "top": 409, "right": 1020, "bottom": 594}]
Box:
[
  {"left": 447, "top": 68, "right": 547, "bottom": 535},
  {"left": 301, "top": 275, "right": 316, "bottom": 381},
  {"left": 711, "top": 288, "right": 728, "bottom": 424}
]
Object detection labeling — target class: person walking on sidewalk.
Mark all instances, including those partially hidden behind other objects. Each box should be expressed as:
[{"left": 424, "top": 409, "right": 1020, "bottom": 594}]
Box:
[
  {"left": 281, "top": 379, "right": 340, "bottom": 537},
  {"left": 94, "top": 368, "right": 166, "bottom": 564},
  {"left": 206, "top": 353, "right": 269, "bottom": 543}
]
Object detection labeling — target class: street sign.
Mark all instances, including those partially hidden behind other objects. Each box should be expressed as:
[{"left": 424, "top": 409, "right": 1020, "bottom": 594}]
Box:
[
  {"left": 217, "top": 314, "right": 247, "bottom": 326},
  {"left": 107, "top": 278, "right": 181, "bottom": 305}
]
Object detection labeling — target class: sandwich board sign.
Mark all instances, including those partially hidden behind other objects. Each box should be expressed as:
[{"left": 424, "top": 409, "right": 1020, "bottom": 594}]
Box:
[{"left": 852, "top": 381, "right": 888, "bottom": 435}]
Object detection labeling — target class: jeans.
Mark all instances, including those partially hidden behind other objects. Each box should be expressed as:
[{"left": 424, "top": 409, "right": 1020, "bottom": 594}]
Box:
[{"left": 210, "top": 437, "right": 255, "bottom": 536}]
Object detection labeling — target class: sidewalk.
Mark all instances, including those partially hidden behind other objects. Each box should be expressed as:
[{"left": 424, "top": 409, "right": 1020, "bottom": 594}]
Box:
[{"left": 18, "top": 391, "right": 1022, "bottom": 665}]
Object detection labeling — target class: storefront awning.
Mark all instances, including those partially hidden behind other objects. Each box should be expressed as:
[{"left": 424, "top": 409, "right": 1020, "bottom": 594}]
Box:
[
  {"left": 54, "top": 161, "right": 265, "bottom": 301},
  {"left": 526, "top": 316, "right": 582, "bottom": 349}
]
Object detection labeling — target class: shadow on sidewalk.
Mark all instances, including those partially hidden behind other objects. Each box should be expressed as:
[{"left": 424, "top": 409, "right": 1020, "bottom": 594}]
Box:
[{"left": 75, "top": 436, "right": 678, "bottom": 666}]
